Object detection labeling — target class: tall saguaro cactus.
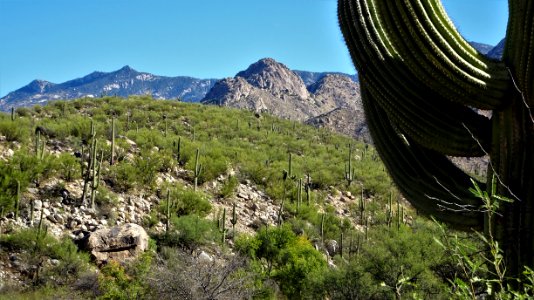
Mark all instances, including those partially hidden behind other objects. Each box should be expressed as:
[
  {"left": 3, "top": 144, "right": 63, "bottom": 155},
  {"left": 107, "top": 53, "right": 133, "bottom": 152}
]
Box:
[{"left": 338, "top": 0, "right": 534, "bottom": 274}]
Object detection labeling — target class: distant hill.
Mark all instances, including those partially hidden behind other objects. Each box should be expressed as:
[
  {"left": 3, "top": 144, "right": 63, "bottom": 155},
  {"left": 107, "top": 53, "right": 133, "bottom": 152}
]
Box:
[
  {"left": 0, "top": 66, "right": 218, "bottom": 111},
  {"left": 294, "top": 70, "right": 358, "bottom": 86},
  {"left": 487, "top": 39, "right": 505, "bottom": 60},
  {"left": 469, "top": 41, "right": 494, "bottom": 55}
]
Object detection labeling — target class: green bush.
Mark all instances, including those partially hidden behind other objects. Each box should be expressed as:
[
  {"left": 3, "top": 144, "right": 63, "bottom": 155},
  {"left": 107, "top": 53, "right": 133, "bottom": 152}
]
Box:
[
  {"left": 236, "top": 225, "right": 328, "bottom": 298},
  {"left": 160, "top": 184, "right": 212, "bottom": 217},
  {"left": 0, "top": 229, "right": 91, "bottom": 288},
  {"left": 164, "top": 214, "right": 218, "bottom": 252},
  {"left": 218, "top": 175, "right": 238, "bottom": 198},
  {"left": 0, "top": 119, "right": 30, "bottom": 142}
]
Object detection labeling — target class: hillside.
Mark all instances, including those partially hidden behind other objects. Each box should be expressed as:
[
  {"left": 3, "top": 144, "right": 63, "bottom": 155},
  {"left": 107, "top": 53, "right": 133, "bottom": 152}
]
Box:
[{"left": 0, "top": 97, "right": 469, "bottom": 299}]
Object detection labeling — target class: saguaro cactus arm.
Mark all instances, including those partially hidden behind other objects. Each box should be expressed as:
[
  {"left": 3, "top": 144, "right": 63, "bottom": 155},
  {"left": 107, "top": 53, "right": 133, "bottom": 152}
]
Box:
[
  {"left": 339, "top": 0, "right": 534, "bottom": 274},
  {"left": 338, "top": 0, "right": 511, "bottom": 157},
  {"left": 362, "top": 86, "right": 483, "bottom": 229}
]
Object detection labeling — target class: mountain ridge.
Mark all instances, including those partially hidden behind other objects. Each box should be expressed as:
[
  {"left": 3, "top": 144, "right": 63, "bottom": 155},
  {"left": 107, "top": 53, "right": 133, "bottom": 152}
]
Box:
[
  {"left": 0, "top": 67, "right": 219, "bottom": 111},
  {"left": 0, "top": 63, "right": 358, "bottom": 112}
]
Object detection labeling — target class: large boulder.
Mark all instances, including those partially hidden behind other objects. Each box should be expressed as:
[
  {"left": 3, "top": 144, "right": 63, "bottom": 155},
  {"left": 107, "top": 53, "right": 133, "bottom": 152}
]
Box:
[{"left": 85, "top": 223, "right": 149, "bottom": 264}]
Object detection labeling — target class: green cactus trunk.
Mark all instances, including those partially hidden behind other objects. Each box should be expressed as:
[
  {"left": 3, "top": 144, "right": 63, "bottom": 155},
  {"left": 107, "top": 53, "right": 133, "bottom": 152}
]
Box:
[
  {"left": 166, "top": 189, "right": 171, "bottom": 233},
  {"left": 231, "top": 202, "right": 238, "bottom": 236},
  {"left": 220, "top": 208, "right": 227, "bottom": 245},
  {"left": 338, "top": 0, "right": 534, "bottom": 275},
  {"left": 193, "top": 148, "right": 202, "bottom": 191},
  {"left": 110, "top": 117, "right": 116, "bottom": 165}
]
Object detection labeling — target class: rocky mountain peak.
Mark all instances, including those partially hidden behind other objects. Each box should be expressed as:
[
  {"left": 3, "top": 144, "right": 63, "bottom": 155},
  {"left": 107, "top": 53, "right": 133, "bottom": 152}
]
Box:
[
  {"left": 114, "top": 65, "right": 138, "bottom": 76},
  {"left": 20, "top": 80, "right": 55, "bottom": 94},
  {"left": 236, "top": 58, "right": 309, "bottom": 99}
]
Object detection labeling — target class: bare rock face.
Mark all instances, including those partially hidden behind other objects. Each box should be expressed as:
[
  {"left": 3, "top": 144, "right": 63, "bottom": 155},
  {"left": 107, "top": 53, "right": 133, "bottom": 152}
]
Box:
[
  {"left": 236, "top": 58, "right": 310, "bottom": 99},
  {"left": 202, "top": 77, "right": 272, "bottom": 112},
  {"left": 309, "top": 74, "right": 362, "bottom": 112},
  {"left": 306, "top": 107, "right": 370, "bottom": 143},
  {"left": 202, "top": 76, "right": 313, "bottom": 120},
  {"left": 85, "top": 223, "right": 149, "bottom": 264},
  {"left": 203, "top": 58, "right": 364, "bottom": 125}
]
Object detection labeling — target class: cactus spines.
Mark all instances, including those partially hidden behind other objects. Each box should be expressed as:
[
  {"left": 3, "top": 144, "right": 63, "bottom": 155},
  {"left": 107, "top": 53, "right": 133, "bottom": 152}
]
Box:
[
  {"left": 193, "top": 148, "right": 203, "bottom": 191},
  {"left": 338, "top": 0, "right": 534, "bottom": 272},
  {"left": 344, "top": 143, "right": 356, "bottom": 186}
]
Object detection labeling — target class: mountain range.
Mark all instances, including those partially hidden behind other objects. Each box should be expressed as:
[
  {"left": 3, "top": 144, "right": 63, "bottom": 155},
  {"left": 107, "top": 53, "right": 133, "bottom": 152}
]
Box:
[
  {"left": 0, "top": 39, "right": 504, "bottom": 141},
  {"left": 0, "top": 66, "right": 219, "bottom": 110},
  {"left": 0, "top": 64, "right": 358, "bottom": 112}
]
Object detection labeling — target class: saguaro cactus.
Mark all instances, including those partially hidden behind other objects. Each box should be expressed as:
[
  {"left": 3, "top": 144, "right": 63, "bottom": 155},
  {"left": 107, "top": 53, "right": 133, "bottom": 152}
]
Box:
[
  {"left": 338, "top": 0, "right": 534, "bottom": 273},
  {"left": 193, "top": 148, "right": 203, "bottom": 191},
  {"left": 344, "top": 144, "right": 356, "bottom": 186}
]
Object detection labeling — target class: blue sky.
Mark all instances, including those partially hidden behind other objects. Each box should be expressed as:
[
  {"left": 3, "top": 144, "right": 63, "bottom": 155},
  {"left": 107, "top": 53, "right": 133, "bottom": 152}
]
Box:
[{"left": 0, "top": 0, "right": 508, "bottom": 97}]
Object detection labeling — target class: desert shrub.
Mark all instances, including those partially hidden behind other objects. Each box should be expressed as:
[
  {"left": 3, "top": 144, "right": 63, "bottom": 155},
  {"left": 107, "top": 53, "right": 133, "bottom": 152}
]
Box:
[
  {"left": 97, "top": 261, "right": 145, "bottom": 300},
  {"left": 273, "top": 236, "right": 327, "bottom": 298},
  {"left": 56, "top": 152, "right": 81, "bottom": 181},
  {"left": 106, "top": 162, "right": 138, "bottom": 191},
  {"left": 133, "top": 150, "right": 163, "bottom": 186},
  {"left": 159, "top": 185, "right": 211, "bottom": 218},
  {"left": 303, "top": 257, "right": 378, "bottom": 299},
  {"left": 163, "top": 214, "right": 218, "bottom": 252},
  {"left": 218, "top": 175, "right": 238, "bottom": 199},
  {"left": 0, "top": 119, "right": 30, "bottom": 142},
  {"left": 15, "top": 107, "right": 31, "bottom": 117},
  {"left": 236, "top": 224, "right": 327, "bottom": 298},
  {"left": 96, "top": 241, "right": 154, "bottom": 299},
  {"left": 0, "top": 229, "right": 90, "bottom": 288},
  {"left": 146, "top": 249, "right": 257, "bottom": 300}
]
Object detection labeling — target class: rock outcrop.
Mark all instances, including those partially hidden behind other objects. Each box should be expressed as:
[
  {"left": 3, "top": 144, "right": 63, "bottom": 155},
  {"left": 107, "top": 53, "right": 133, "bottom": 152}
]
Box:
[
  {"left": 203, "top": 59, "right": 364, "bottom": 128},
  {"left": 236, "top": 58, "right": 310, "bottom": 99},
  {"left": 84, "top": 223, "right": 149, "bottom": 264}
]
